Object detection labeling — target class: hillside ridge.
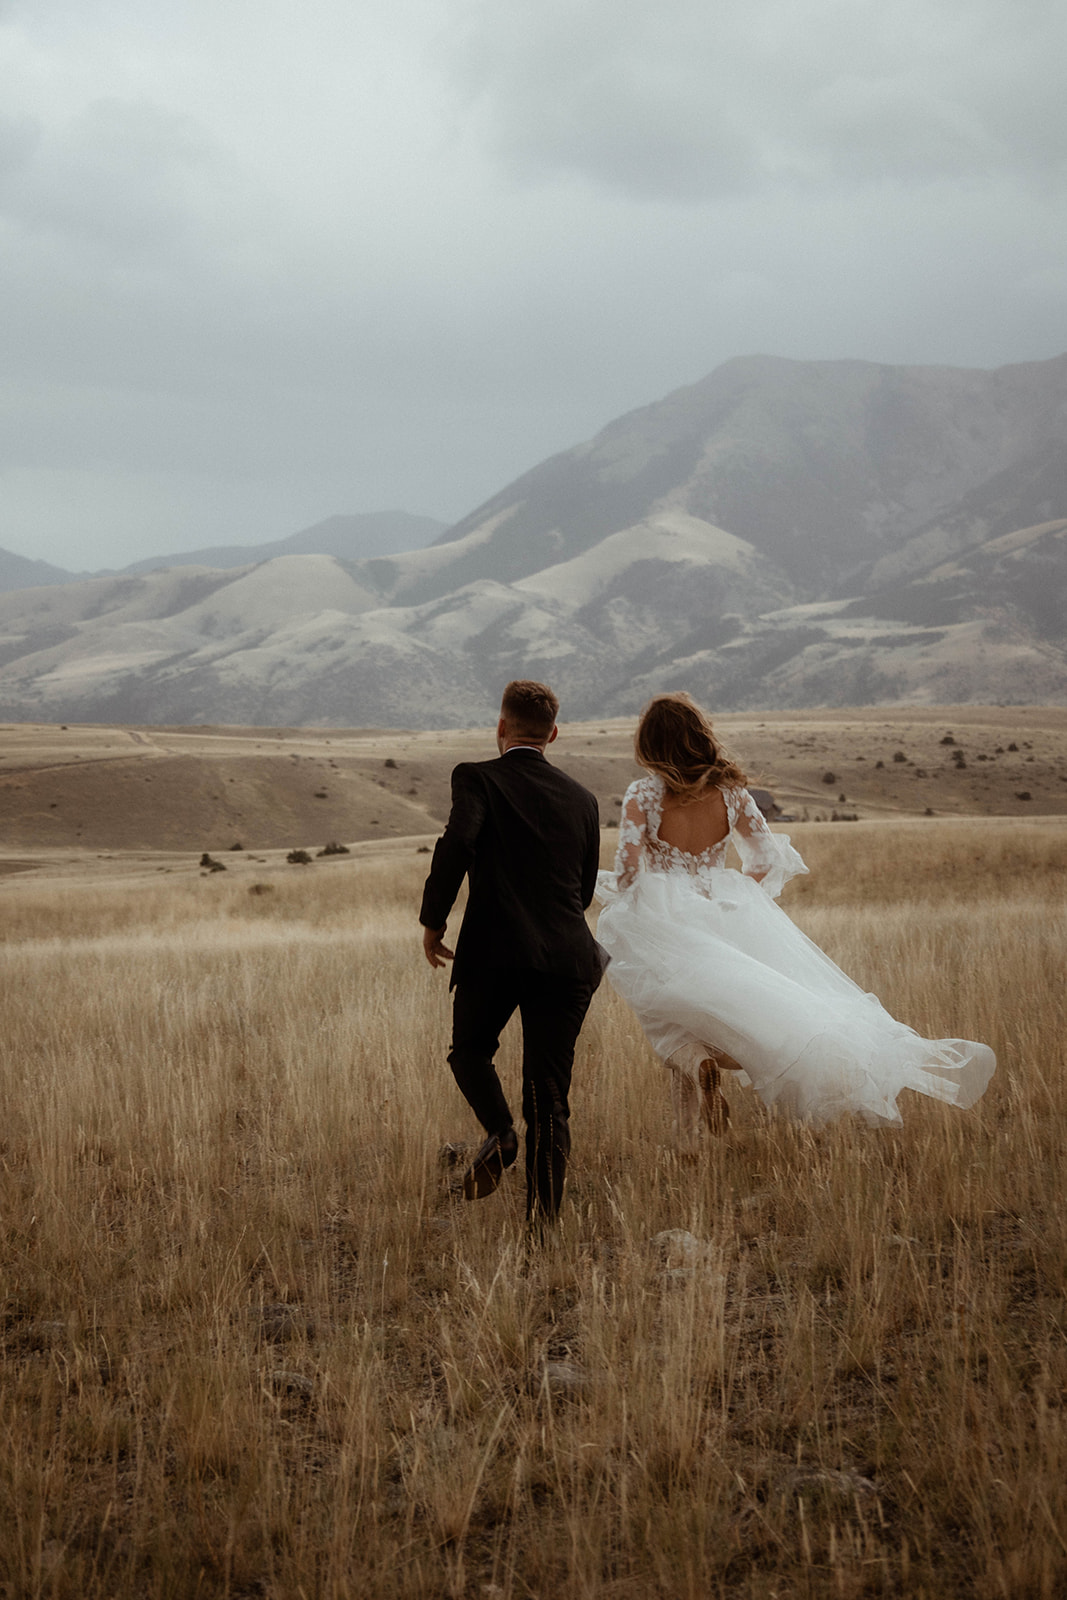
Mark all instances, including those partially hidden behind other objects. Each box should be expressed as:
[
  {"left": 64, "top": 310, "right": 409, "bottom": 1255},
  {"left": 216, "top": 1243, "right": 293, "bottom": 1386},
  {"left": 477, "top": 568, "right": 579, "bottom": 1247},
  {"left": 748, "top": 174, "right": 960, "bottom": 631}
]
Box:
[{"left": 0, "top": 353, "right": 1064, "bottom": 724}]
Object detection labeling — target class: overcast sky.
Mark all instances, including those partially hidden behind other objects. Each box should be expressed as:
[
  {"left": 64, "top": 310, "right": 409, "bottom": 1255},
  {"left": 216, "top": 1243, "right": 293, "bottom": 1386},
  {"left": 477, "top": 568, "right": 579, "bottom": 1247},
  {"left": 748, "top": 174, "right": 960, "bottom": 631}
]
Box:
[{"left": 2, "top": 0, "right": 1065, "bottom": 571}]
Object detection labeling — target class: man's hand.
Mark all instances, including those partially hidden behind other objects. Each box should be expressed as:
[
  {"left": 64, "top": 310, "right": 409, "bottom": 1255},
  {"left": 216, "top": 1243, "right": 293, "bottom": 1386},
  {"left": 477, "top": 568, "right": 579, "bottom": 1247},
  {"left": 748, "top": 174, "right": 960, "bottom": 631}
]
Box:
[{"left": 422, "top": 925, "right": 454, "bottom": 969}]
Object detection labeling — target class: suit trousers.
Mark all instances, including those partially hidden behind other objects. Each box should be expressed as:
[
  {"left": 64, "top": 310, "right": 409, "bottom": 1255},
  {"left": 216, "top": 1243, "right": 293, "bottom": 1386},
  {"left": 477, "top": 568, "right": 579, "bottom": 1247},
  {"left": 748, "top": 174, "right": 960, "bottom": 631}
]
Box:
[{"left": 448, "top": 969, "right": 597, "bottom": 1220}]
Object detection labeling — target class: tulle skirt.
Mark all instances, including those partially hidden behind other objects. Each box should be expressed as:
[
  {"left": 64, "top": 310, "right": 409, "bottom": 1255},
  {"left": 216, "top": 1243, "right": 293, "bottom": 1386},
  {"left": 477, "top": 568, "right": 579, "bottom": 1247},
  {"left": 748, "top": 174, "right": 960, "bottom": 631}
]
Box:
[{"left": 595, "top": 868, "right": 995, "bottom": 1127}]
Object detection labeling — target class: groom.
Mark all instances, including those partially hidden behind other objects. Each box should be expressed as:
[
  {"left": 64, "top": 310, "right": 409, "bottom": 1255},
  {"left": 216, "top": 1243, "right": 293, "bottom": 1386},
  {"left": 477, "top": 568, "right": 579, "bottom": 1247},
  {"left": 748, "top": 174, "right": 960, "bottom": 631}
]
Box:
[{"left": 420, "top": 680, "right": 603, "bottom": 1224}]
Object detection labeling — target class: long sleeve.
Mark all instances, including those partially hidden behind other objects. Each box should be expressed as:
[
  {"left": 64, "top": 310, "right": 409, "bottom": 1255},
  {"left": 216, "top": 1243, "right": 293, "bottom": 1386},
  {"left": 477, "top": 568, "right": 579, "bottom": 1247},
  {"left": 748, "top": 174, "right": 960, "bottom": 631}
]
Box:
[
  {"left": 612, "top": 782, "right": 649, "bottom": 890},
  {"left": 726, "top": 786, "right": 808, "bottom": 900},
  {"left": 419, "top": 764, "right": 487, "bottom": 930}
]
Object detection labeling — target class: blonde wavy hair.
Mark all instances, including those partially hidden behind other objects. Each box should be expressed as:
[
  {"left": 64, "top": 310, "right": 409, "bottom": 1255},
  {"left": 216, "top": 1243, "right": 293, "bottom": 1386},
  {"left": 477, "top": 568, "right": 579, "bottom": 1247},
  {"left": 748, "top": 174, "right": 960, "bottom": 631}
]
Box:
[{"left": 634, "top": 692, "right": 747, "bottom": 796}]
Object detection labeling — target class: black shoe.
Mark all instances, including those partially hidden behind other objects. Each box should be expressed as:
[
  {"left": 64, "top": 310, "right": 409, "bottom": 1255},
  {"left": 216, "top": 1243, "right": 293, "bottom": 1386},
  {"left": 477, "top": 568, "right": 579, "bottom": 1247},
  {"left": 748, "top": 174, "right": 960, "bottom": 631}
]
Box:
[{"left": 463, "top": 1128, "right": 518, "bottom": 1201}]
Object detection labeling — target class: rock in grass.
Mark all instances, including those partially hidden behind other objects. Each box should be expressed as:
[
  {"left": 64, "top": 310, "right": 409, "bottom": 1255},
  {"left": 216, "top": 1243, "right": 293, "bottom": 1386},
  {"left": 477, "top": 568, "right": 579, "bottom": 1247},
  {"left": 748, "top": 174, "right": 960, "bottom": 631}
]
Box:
[
  {"left": 268, "top": 1369, "right": 314, "bottom": 1399},
  {"left": 779, "top": 1465, "right": 876, "bottom": 1500},
  {"left": 538, "top": 1361, "right": 591, "bottom": 1396},
  {"left": 19, "top": 1320, "right": 67, "bottom": 1351},
  {"left": 651, "top": 1229, "right": 714, "bottom": 1269},
  {"left": 254, "top": 1303, "right": 315, "bottom": 1343}
]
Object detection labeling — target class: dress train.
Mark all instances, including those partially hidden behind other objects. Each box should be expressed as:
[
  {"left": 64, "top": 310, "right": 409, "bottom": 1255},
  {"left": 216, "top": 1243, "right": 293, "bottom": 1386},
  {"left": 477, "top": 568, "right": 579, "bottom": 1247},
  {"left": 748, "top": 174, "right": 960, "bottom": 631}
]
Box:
[{"left": 596, "top": 847, "right": 995, "bottom": 1129}]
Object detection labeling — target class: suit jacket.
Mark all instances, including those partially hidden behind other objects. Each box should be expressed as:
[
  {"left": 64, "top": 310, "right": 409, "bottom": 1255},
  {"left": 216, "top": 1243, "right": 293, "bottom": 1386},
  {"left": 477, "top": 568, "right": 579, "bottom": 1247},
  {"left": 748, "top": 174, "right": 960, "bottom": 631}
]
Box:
[{"left": 419, "top": 747, "right": 602, "bottom": 988}]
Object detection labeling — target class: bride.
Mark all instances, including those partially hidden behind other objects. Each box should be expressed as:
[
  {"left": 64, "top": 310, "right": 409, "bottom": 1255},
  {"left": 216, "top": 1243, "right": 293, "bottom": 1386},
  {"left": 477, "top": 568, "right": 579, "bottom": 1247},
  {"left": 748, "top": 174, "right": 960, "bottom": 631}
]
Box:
[{"left": 595, "top": 693, "right": 995, "bottom": 1153}]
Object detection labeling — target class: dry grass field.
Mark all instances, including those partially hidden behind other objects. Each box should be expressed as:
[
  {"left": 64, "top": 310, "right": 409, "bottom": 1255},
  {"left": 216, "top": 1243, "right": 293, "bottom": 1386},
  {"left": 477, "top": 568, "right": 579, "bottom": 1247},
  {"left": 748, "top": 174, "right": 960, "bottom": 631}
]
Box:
[
  {"left": 1, "top": 704, "right": 1065, "bottom": 861},
  {"left": 1, "top": 710, "right": 1066, "bottom": 1597}
]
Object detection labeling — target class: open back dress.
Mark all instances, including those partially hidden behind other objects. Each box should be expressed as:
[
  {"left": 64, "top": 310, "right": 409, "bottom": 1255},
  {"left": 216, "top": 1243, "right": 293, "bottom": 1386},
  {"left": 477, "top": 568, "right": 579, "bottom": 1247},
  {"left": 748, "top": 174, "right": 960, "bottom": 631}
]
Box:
[{"left": 595, "top": 774, "right": 995, "bottom": 1126}]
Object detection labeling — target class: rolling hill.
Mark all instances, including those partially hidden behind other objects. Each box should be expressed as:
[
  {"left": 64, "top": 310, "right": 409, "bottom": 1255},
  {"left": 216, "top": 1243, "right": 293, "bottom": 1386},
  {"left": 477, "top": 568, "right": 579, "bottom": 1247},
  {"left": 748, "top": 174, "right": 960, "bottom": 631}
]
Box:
[
  {"left": 120, "top": 509, "right": 447, "bottom": 574},
  {"left": 0, "top": 354, "right": 1063, "bottom": 725}
]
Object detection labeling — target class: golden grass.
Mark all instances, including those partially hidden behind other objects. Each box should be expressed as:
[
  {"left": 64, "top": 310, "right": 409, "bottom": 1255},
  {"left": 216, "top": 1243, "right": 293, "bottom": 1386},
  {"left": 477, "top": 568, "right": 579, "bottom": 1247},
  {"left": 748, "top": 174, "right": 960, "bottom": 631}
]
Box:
[{"left": 1, "top": 823, "right": 1065, "bottom": 1597}]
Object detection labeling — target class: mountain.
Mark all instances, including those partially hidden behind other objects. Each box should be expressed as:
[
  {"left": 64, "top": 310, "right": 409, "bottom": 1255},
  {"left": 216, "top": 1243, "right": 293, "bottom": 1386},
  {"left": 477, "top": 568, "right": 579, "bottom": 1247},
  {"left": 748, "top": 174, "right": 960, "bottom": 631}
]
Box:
[
  {"left": 392, "top": 352, "right": 1067, "bottom": 604},
  {"left": 0, "top": 547, "right": 83, "bottom": 591},
  {"left": 0, "top": 511, "right": 447, "bottom": 596},
  {"left": 120, "top": 510, "right": 447, "bottom": 574},
  {"left": 639, "top": 516, "right": 1067, "bottom": 713},
  {"left": 0, "top": 355, "right": 1063, "bottom": 725}
]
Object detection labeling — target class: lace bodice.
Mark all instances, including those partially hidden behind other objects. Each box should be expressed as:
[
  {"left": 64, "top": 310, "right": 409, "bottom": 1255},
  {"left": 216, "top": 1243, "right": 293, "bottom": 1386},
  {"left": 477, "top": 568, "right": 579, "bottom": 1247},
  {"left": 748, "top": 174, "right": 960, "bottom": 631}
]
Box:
[{"left": 611, "top": 773, "right": 808, "bottom": 901}]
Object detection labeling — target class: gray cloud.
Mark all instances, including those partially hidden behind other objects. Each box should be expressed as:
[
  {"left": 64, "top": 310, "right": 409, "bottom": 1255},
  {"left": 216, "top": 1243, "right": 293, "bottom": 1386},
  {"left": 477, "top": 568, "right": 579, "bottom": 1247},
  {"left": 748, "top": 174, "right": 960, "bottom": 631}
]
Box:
[
  {"left": 0, "top": 0, "right": 1064, "bottom": 571},
  {"left": 1, "top": 98, "right": 247, "bottom": 254},
  {"left": 0, "top": 112, "right": 38, "bottom": 178},
  {"left": 450, "top": 0, "right": 1067, "bottom": 197}
]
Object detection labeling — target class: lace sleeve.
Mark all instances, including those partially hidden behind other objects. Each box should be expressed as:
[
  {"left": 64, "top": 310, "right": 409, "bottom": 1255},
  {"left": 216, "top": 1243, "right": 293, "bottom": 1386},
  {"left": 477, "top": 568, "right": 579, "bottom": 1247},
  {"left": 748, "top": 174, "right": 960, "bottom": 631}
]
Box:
[
  {"left": 727, "top": 786, "right": 809, "bottom": 900},
  {"left": 613, "top": 781, "right": 649, "bottom": 890}
]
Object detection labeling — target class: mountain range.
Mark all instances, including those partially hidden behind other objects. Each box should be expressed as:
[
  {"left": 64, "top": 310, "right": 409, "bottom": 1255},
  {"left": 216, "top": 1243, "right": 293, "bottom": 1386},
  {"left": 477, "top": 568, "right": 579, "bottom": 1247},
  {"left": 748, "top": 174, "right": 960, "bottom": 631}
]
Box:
[
  {"left": 0, "top": 354, "right": 1064, "bottom": 726},
  {"left": 0, "top": 510, "right": 446, "bottom": 590}
]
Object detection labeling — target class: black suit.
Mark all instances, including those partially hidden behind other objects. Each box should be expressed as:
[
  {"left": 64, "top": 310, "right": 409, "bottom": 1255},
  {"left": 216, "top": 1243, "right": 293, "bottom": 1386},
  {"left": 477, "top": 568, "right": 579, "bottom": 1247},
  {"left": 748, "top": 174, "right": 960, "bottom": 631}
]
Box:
[{"left": 420, "top": 747, "right": 602, "bottom": 1219}]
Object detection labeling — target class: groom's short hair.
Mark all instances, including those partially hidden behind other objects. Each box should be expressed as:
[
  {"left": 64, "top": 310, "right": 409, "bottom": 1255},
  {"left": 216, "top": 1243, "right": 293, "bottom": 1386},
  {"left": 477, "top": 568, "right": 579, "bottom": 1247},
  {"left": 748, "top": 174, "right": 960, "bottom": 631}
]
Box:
[{"left": 501, "top": 679, "right": 559, "bottom": 740}]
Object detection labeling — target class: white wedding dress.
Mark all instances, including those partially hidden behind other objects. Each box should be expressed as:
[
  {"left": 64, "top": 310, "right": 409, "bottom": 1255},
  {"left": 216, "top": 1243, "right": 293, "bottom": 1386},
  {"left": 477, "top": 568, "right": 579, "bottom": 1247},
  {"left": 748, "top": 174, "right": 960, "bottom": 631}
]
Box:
[{"left": 595, "top": 775, "right": 995, "bottom": 1127}]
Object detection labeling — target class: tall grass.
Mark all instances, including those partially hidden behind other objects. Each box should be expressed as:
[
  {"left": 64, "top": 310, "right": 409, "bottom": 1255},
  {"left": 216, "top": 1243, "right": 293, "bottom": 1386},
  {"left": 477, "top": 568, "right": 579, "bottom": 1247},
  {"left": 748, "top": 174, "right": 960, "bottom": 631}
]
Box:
[{"left": 1, "top": 822, "right": 1064, "bottom": 1597}]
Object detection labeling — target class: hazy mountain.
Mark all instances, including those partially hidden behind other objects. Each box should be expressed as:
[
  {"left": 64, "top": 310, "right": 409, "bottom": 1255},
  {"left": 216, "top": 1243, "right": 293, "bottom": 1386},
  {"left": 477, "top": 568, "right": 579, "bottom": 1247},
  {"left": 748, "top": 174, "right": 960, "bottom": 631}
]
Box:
[
  {"left": 856, "top": 438, "right": 1067, "bottom": 591},
  {"left": 0, "top": 546, "right": 83, "bottom": 591},
  {"left": 390, "top": 352, "right": 1067, "bottom": 605},
  {"left": 632, "top": 517, "right": 1067, "bottom": 714},
  {"left": 0, "top": 519, "right": 1062, "bottom": 727},
  {"left": 0, "top": 511, "right": 447, "bottom": 596},
  {"left": 0, "top": 355, "right": 1064, "bottom": 725},
  {"left": 121, "top": 510, "right": 447, "bottom": 574}
]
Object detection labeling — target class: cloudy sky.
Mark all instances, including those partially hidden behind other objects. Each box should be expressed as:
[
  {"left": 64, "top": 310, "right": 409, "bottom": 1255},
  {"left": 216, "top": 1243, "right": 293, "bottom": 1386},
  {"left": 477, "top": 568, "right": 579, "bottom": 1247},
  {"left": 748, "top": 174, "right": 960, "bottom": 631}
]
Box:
[{"left": 2, "top": 0, "right": 1065, "bottom": 571}]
